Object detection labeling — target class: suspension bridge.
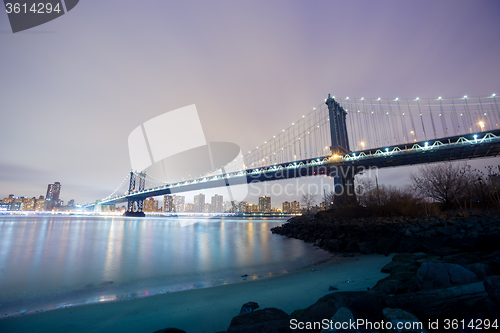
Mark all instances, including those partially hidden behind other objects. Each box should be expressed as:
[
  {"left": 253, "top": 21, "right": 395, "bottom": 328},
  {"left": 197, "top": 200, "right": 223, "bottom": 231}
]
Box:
[{"left": 88, "top": 94, "right": 500, "bottom": 216}]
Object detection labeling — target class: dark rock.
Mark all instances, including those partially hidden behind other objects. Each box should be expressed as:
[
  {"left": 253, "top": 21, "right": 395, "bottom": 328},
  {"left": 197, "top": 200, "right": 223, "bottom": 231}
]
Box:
[
  {"left": 382, "top": 308, "right": 428, "bottom": 333},
  {"left": 371, "top": 279, "right": 403, "bottom": 294},
  {"left": 395, "top": 238, "right": 420, "bottom": 253},
  {"left": 329, "top": 286, "right": 339, "bottom": 291},
  {"left": 321, "top": 307, "right": 360, "bottom": 332},
  {"left": 483, "top": 275, "right": 500, "bottom": 306},
  {"left": 420, "top": 237, "right": 447, "bottom": 251},
  {"left": 153, "top": 329, "right": 186, "bottom": 333},
  {"left": 347, "top": 293, "right": 385, "bottom": 328},
  {"left": 357, "top": 241, "right": 376, "bottom": 254},
  {"left": 430, "top": 246, "right": 459, "bottom": 257},
  {"left": 228, "top": 308, "right": 291, "bottom": 333},
  {"left": 239, "top": 301, "right": 259, "bottom": 315},
  {"left": 295, "top": 291, "right": 367, "bottom": 324},
  {"left": 464, "top": 263, "right": 493, "bottom": 280},
  {"left": 327, "top": 239, "right": 344, "bottom": 252},
  {"left": 415, "top": 256, "right": 442, "bottom": 266},
  {"left": 416, "top": 263, "right": 479, "bottom": 290},
  {"left": 376, "top": 236, "right": 399, "bottom": 254},
  {"left": 382, "top": 281, "right": 488, "bottom": 319},
  {"left": 391, "top": 253, "right": 416, "bottom": 261}
]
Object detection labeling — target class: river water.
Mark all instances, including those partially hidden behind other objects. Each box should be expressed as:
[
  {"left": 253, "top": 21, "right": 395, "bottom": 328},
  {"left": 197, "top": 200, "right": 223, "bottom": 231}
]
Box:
[{"left": 0, "top": 215, "right": 330, "bottom": 318}]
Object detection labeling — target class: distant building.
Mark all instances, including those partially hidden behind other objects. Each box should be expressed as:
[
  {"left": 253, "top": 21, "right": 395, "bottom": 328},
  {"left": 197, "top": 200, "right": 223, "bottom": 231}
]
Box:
[
  {"left": 46, "top": 182, "right": 61, "bottom": 210},
  {"left": 35, "top": 196, "right": 45, "bottom": 211},
  {"left": 22, "top": 197, "right": 36, "bottom": 211},
  {"left": 173, "top": 195, "right": 185, "bottom": 212},
  {"left": 11, "top": 198, "right": 23, "bottom": 211},
  {"left": 163, "top": 195, "right": 174, "bottom": 212},
  {"left": 185, "top": 203, "right": 194, "bottom": 212},
  {"left": 251, "top": 203, "right": 259, "bottom": 213},
  {"left": 204, "top": 203, "right": 211, "bottom": 213},
  {"left": 211, "top": 194, "right": 223, "bottom": 213},
  {"left": 259, "top": 196, "right": 271, "bottom": 213},
  {"left": 194, "top": 193, "right": 205, "bottom": 213},
  {"left": 143, "top": 197, "right": 159, "bottom": 212},
  {"left": 68, "top": 199, "right": 75, "bottom": 207},
  {"left": 291, "top": 201, "right": 300, "bottom": 213},
  {"left": 238, "top": 201, "right": 247, "bottom": 213},
  {"left": 282, "top": 201, "right": 291, "bottom": 213},
  {"left": 2, "top": 194, "right": 14, "bottom": 204}
]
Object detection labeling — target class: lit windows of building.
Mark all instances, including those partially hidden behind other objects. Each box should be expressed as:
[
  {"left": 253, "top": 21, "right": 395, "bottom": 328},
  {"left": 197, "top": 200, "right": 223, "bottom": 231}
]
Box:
[
  {"left": 2, "top": 194, "right": 14, "bottom": 204},
  {"left": 163, "top": 195, "right": 174, "bottom": 212},
  {"left": 35, "top": 196, "right": 46, "bottom": 211},
  {"left": 238, "top": 201, "right": 247, "bottom": 213},
  {"left": 143, "top": 197, "right": 159, "bottom": 212},
  {"left": 282, "top": 201, "right": 291, "bottom": 213},
  {"left": 46, "top": 182, "right": 61, "bottom": 210},
  {"left": 173, "top": 195, "right": 185, "bottom": 212},
  {"left": 22, "top": 197, "right": 36, "bottom": 211},
  {"left": 259, "top": 196, "right": 271, "bottom": 213},
  {"left": 185, "top": 203, "right": 194, "bottom": 212},
  {"left": 211, "top": 194, "right": 223, "bottom": 213},
  {"left": 194, "top": 193, "right": 205, "bottom": 213},
  {"left": 291, "top": 201, "right": 300, "bottom": 213}
]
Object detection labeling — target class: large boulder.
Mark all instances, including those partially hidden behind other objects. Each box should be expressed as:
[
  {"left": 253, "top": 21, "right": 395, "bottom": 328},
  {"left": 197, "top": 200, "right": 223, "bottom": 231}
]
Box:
[
  {"left": 416, "top": 263, "right": 478, "bottom": 290},
  {"left": 383, "top": 281, "right": 488, "bottom": 319},
  {"left": 227, "top": 308, "right": 291, "bottom": 333},
  {"left": 483, "top": 275, "right": 500, "bottom": 306},
  {"left": 293, "top": 292, "right": 367, "bottom": 324},
  {"left": 239, "top": 301, "right": 259, "bottom": 314},
  {"left": 320, "top": 307, "right": 360, "bottom": 333}
]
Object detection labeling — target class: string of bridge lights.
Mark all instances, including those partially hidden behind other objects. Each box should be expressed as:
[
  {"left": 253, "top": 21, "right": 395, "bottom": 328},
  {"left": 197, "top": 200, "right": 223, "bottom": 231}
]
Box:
[{"left": 238, "top": 94, "right": 498, "bottom": 168}]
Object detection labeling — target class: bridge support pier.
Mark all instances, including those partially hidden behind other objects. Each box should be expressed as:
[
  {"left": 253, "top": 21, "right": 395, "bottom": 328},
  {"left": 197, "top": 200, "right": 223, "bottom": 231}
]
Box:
[{"left": 329, "top": 165, "right": 357, "bottom": 207}]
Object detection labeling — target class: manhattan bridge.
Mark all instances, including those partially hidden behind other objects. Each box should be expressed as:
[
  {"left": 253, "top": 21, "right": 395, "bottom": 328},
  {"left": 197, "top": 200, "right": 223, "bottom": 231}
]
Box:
[{"left": 87, "top": 94, "right": 500, "bottom": 216}]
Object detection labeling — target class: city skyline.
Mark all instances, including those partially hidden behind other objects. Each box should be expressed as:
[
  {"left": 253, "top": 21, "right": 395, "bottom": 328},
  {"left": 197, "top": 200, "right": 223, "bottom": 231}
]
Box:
[{"left": 1, "top": 1, "right": 499, "bottom": 203}]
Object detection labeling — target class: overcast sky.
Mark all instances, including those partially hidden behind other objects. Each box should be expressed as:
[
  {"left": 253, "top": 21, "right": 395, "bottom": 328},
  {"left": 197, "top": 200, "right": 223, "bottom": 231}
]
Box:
[{"left": 1, "top": 0, "right": 499, "bottom": 205}]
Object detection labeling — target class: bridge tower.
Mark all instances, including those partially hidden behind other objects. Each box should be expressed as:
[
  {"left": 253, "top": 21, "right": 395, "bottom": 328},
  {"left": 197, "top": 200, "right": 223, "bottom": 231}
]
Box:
[
  {"left": 125, "top": 171, "right": 147, "bottom": 217},
  {"left": 326, "top": 94, "right": 355, "bottom": 206},
  {"left": 325, "top": 94, "right": 350, "bottom": 155}
]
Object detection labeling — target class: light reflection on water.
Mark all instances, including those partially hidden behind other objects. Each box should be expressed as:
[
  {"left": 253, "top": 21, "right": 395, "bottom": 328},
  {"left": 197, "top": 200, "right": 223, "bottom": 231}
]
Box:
[{"left": 0, "top": 216, "right": 330, "bottom": 317}]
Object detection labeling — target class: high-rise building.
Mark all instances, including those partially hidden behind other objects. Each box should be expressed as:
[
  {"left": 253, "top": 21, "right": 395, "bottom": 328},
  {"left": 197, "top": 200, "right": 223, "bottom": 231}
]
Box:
[
  {"left": 238, "top": 201, "right": 247, "bottom": 213},
  {"left": 211, "top": 194, "right": 223, "bottom": 213},
  {"left": 194, "top": 193, "right": 205, "bottom": 212},
  {"left": 282, "top": 201, "right": 291, "bottom": 213},
  {"left": 163, "top": 195, "right": 174, "bottom": 212},
  {"left": 291, "top": 201, "right": 300, "bottom": 213},
  {"left": 46, "top": 182, "right": 61, "bottom": 209},
  {"left": 143, "top": 197, "right": 159, "bottom": 212},
  {"left": 259, "top": 196, "right": 271, "bottom": 213},
  {"left": 173, "top": 195, "right": 185, "bottom": 212},
  {"left": 68, "top": 199, "right": 75, "bottom": 207}
]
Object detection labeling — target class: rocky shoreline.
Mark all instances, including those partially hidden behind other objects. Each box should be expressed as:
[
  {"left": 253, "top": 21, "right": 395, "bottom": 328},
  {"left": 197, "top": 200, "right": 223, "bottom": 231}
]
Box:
[{"left": 156, "top": 213, "right": 500, "bottom": 332}]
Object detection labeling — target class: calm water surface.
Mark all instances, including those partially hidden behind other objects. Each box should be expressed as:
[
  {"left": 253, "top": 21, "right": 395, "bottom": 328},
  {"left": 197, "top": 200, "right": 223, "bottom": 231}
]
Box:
[{"left": 0, "top": 215, "right": 330, "bottom": 317}]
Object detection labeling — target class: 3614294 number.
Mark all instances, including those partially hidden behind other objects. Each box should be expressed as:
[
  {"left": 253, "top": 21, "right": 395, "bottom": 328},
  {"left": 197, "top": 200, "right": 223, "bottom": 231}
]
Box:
[{"left": 5, "top": 3, "right": 61, "bottom": 14}]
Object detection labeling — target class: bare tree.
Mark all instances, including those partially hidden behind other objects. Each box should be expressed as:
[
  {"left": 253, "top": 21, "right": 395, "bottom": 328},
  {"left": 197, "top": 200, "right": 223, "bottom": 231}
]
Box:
[
  {"left": 410, "top": 161, "right": 479, "bottom": 209},
  {"left": 323, "top": 191, "right": 335, "bottom": 210},
  {"left": 301, "top": 194, "right": 316, "bottom": 213}
]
